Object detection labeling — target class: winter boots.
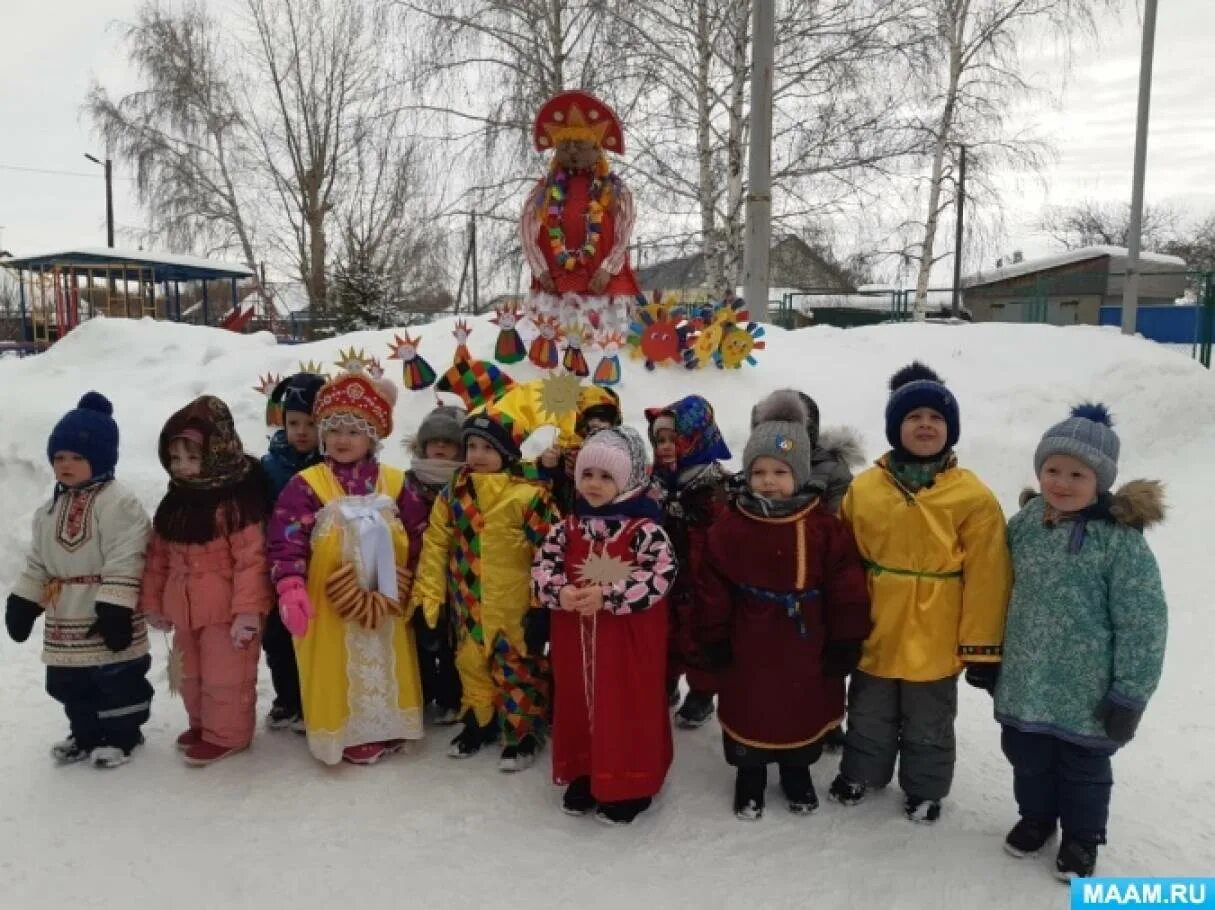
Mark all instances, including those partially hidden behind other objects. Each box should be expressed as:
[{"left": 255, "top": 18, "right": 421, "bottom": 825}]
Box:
[
  {"left": 1054, "top": 838, "right": 1099, "bottom": 881},
  {"left": 562, "top": 776, "right": 596, "bottom": 816},
  {"left": 596, "top": 797, "right": 653, "bottom": 826},
  {"left": 1004, "top": 817, "right": 1057, "bottom": 858},
  {"left": 675, "top": 690, "right": 715, "bottom": 729},
  {"left": 448, "top": 711, "right": 499, "bottom": 758},
  {"left": 499, "top": 734, "right": 541, "bottom": 772},
  {"left": 828, "top": 773, "right": 868, "bottom": 806},
  {"left": 734, "top": 767, "right": 766, "bottom": 820},
  {"left": 779, "top": 765, "right": 819, "bottom": 815},
  {"left": 904, "top": 796, "right": 942, "bottom": 824}
]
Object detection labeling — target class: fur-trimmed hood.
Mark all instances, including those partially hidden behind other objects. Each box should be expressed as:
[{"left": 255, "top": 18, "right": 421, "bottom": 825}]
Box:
[
  {"left": 1020, "top": 479, "right": 1166, "bottom": 530},
  {"left": 814, "top": 426, "right": 865, "bottom": 468}
]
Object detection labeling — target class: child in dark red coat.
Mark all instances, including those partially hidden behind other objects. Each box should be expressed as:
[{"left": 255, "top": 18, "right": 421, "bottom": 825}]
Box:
[
  {"left": 645, "top": 395, "right": 732, "bottom": 728},
  {"left": 696, "top": 391, "right": 871, "bottom": 820},
  {"left": 532, "top": 426, "right": 677, "bottom": 825}
]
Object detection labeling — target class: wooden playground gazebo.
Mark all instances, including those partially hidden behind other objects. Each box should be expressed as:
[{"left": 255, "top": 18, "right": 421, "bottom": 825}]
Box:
[{"left": 0, "top": 247, "right": 256, "bottom": 348}]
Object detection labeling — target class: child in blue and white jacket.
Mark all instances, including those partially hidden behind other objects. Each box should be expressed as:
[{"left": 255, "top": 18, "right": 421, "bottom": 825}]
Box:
[{"left": 992, "top": 404, "right": 1167, "bottom": 882}]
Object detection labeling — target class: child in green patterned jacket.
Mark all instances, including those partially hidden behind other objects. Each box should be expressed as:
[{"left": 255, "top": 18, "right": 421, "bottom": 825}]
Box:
[{"left": 993, "top": 404, "right": 1167, "bottom": 882}]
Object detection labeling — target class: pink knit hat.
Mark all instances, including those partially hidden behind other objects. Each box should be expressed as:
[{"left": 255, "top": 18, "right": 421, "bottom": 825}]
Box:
[{"left": 575, "top": 427, "right": 648, "bottom": 496}]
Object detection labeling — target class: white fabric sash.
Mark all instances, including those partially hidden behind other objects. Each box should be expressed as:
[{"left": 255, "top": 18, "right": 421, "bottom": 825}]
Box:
[{"left": 337, "top": 495, "right": 398, "bottom": 601}]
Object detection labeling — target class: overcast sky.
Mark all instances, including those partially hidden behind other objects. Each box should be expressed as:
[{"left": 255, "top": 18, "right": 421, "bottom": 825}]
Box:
[{"left": 1, "top": 0, "right": 1211, "bottom": 273}]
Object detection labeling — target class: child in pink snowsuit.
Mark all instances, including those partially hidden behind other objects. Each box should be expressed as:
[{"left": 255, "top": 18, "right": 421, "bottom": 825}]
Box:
[{"left": 141, "top": 396, "right": 273, "bottom": 766}]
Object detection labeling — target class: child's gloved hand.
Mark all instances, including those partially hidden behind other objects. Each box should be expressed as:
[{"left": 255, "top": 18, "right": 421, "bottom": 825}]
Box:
[
  {"left": 88, "top": 602, "right": 134, "bottom": 652},
  {"left": 1094, "top": 695, "right": 1143, "bottom": 744},
  {"left": 558, "top": 585, "right": 582, "bottom": 612},
  {"left": 963, "top": 662, "right": 1000, "bottom": 695},
  {"left": 276, "top": 577, "right": 314, "bottom": 638},
  {"left": 230, "top": 612, "right": 260, "bottom": 649},
  {"left": 821, "top": 640, "right": 863, "bottom": 677},
  {"left": 5, "top": 594, "right": 43, "bottom": 643},
  {"left": 523, "top": 608, "right": 550, "bottom": 657}
]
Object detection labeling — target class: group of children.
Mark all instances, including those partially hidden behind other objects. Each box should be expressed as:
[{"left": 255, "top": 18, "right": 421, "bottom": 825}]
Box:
[{"left": 4, "top": 359, "right": 1168, "bottom": 882}]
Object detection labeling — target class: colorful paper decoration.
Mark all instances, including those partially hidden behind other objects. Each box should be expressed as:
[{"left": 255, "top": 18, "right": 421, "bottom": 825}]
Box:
[
  {"left": 627, "top": 296, "right": 686, "bottom": 371},
  {"left": 715, "top": 322, "right": 766, "bottom": 369},
  {"left": 435, "top": 359, "right": 515, "bottom": 412},
  {"left": 298, "top": 360, "right": 326, "bottom": 375},
  {"left": 561, "top": 325, "right": 591, "bottom": 377},
  {"left": 491, "top": 304, "right": 527, "bottom": 364},
  {"left": 592, "top": 331, "right": 624, "bottom": 387},
  {"left": 528, "top": 316, "right": 563, "bottom": 369},
  {"left": 387, "top": 331, "right": 437, "bottom": 391},
  {"left": 488, "top": 374, "right": 581, "bottom": 450},
  {"left": 452, "top": 319, "right": 473, "bottom": 364},
  {"left": 334, "top": 347, "right": 375, "bottom": 374},
  {"left": 255, "top": 373, "right": 285, "bottom": 428}
]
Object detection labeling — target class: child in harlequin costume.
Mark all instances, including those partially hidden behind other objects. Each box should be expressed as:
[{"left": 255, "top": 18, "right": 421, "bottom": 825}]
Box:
[
  {"left": 267, "top": 370, "right": 424, "bottom": 766},
  {"left": 538, "top": 385, "right": 623, "bottom": 516},
  {"left": 141, "top": 396, "right": 273, "bottom": 766},
  {"left": 830, "top": 363, "right": 1012, "bottom": 823},
  {"left": 695, "top": 392, "right": 871, "bottom": 820},
  {"left": 533, "top": 426, "right": 677, "bottom": 824},
  {"left": 4, "top": 392, "right": 153, "bottom": 769},
  {"left": 413, "top": 409, "right": 559, "bottom": 771},
  {"left": 520, "top": 90, "right": 640, "bottom": 374},
  {"left": 644, "top": 394, "right": 732, "bottom": 728},
  {"left": 401, "top": 404, "right": 467, "bottom": 724},
  {"left": 994, "top": 405, "right": 1167, "bottom": 881},
  {"left": 260, "top": 372, "right": 326, "bottom": 732}
]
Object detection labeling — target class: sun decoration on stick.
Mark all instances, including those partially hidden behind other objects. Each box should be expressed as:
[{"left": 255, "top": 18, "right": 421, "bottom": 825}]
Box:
[
  {"left": 334, "top": 347, "right": 374, "bottom": 374},
  {"left": 538, "top": 372, "right": 583, "bottom": 421},
  {"left": 253, "top": 373, "right": 282, "bottom": 397},
  {"left": 577, "top": 551, "right": 634, "bottom": 586}
]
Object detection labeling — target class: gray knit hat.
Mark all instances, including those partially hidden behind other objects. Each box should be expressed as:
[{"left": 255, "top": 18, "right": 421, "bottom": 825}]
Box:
[
  {"left": 1033, "top": 403, "right": 1120, "bottom": 493},
  {"left": 743, "top": 390, "right": 815, "bottom": 490},
  {"left": 411, "top": 405, "right": 466, "bottom": 457}
]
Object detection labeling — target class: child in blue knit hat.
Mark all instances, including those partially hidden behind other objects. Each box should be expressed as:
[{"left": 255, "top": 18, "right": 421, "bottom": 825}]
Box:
[
  {"left": 259, "top": 372, "right": 326, "bottom": 732},
  {"left": 994, "top": 403, "right": 1167, "bottom": 881},
  {"left": 4, "top": 392, "right": 154, "bottom": 768}
]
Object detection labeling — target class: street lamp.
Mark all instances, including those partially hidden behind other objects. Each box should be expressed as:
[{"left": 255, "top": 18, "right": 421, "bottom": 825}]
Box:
[{"left": 84, "top": 153, "right": 115, "bottom": 249}]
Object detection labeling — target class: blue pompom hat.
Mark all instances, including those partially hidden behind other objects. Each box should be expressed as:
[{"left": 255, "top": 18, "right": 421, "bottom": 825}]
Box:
[
  {"left": 47, "top": 391, "right": 120, "bottom": 477},
  {"left": 884, "top": 362, "right": 960, "bottom": 454},
  {"left": 1034, "top": 403, "right": 1120, "bottom": 493}
]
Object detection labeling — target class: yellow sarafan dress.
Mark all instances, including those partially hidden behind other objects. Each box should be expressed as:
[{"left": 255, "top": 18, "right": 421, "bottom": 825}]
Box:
[{"left": 293, "top": 462, "right": 424, "bottom": 764}]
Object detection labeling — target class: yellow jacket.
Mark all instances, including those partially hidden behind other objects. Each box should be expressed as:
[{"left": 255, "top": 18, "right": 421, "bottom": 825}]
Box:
[
  {"left": 413, "top": 468, "right": 556, "bottom": 656},
  {"left": 840, "top": 456, "right": 1011, "bottom": 681}
]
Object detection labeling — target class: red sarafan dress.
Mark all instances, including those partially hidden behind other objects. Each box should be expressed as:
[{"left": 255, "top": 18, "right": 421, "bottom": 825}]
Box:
[
  {"left": 696, "top": 498, "right": 872, "bottom": 758},
  {"left": 532, "top": 507, "right": 677, "bottom": 802}
]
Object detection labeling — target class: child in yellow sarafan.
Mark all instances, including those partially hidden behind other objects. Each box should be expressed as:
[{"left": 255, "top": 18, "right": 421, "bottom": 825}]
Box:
[
  {"left": 413, "top": 363, "right": 564, "bottom": 773},
  {"left": 267, "top": 368, "right": 423, "bottom": 766}
]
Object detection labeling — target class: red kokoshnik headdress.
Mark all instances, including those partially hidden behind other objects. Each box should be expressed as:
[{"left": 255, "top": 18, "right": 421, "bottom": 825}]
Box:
[{"left": 533, "top": 90, "right": 625, "bottom": 155}]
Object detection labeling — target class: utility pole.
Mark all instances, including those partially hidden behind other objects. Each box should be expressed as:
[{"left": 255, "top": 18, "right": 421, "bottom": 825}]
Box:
[
  {"left": 84, "top": 154, "right": 115, "bottom": 248},
  {"left": 742, "top": 0, "right": 775, "bottom": 321},
  {"left": 951, "top": 145, "right": 967, "bottom": 318},
  {"left": 1122, "top": 0, "right": 1158, "bottom": 336}
]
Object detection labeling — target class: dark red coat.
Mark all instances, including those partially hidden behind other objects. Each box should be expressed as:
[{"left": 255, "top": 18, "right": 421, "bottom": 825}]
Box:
[
  {"left": 696, "top": 500, "right": 871, "bottom": 751},
  {"left": 534, "top": 514, "right": 677, "bottom": 802}
]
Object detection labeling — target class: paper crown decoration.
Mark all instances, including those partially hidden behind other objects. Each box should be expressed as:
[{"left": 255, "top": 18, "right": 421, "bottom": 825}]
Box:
[{"left": 533, "top": 90, "right": 625, "bottom": 154}]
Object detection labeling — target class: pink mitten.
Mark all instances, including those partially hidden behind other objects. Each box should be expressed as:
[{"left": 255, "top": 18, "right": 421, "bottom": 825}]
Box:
[{"left": 276, "top": 577, "right": 314, "bottom": 638}]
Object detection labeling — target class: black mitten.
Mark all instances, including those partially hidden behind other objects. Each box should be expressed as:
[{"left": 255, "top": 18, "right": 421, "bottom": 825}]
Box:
[
  {"left": 523, "top": 608, "right": 550, "bottom": 657},
  {"left": 1094, "top": 696, "right": 1143, "bottom": 745},
  {"left": 5, "top": 594, "right": 43, "bottom": 643},
  {"left": 696, "top": 639, "right": 732, "bottom": 672},
  {"left": 89, "top": 602, "right": 134, "bottom": 652},
  {"left": 964, "top": 662, "right": 1001, "bottom": 695},
  {"left": 822, "top": 640, "right": 863, "bottom": 677}
]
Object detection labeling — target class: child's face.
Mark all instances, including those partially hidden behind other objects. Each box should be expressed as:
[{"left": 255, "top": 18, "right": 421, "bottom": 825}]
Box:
[
  {"left": 1039, "top": 453, "right": 1098, "bottom": 512},
  {"left": 465, "top": 436, "right": 503, "bottom": 474},
  {"left": 749, "top": 456, "right": 795, "bottom": 498},
  {"left": 52, "top": 451, "right": 92, "bottom": 487},
  {"left": 324, "top": 425, "right": 373, "bottom": 464},
  {"left": 424, "top": 439, "right": 461, "bottom": 461},
  {"left": 578, "top": 466, "right": 619, "bottom": 508},
  {"left": 653, "top": 428, "right": 679, "bottom": 469},
  {"left": 285, "top": 412, "right": 319, "bottom": 454},
  {"left": 168, "top": 438, "right": 203, "bottom": 479},
  {"left": 584, "top": 417, "right": 613, "bottom": 435},
  {"left": 900, "top": 407, "right": 948, "bottom": 458}
]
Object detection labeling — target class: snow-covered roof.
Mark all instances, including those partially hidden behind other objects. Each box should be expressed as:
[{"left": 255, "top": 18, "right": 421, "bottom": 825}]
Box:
[
  {"left": 1, "top": 246, "right": 254, "bottom": 280},
  {"left": 962, "top": 246, "right": 1187, "bottom": 288}
]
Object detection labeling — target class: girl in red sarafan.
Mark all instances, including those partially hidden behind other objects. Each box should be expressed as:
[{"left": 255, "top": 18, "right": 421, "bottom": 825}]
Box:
[
  {"left": 695, "top": 391, "right": 871, "bottom": 820},
  {"left": 532, "top": 426, "right": 677, "bottom": 825}
]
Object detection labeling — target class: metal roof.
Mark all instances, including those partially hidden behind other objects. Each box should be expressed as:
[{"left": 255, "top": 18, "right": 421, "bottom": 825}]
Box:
[
  {"left": 0, "top": 246, "right": 254, "bottom": 282},
  {"left": 962, "top": 246, "right": 1187, "bottom": 289}
]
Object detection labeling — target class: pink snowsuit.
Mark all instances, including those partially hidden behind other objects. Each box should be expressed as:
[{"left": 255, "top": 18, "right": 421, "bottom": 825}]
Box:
[{"left": 140, "top": 520, "right": 272, "bottom": 749}]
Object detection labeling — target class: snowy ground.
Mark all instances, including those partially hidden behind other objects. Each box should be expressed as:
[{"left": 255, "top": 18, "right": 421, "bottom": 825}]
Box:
[{"left": 1, "top": 315, "right": 1213, "bottom": 909}]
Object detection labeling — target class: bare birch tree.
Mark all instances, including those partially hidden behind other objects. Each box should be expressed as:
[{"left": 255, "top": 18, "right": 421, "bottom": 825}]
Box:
[
  {"left": 86, "top": 1, "right": 268, "bottom": 307},
  {"left": 903, "top": 0, "right": 1111, "bottom": 317}
]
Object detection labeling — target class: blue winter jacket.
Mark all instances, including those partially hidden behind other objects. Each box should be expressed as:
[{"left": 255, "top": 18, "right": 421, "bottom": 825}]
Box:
[{"left": 261, "top": 431, "right": 323, "bottom": 506}]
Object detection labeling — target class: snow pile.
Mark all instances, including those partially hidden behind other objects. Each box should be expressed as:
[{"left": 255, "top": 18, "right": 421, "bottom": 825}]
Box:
[{"left": 1, "top": 315, "right": 1213, "bottom": 907}]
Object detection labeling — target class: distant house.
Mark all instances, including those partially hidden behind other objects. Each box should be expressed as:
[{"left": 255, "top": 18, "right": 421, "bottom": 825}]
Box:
[
  {"left": 961, "top": 246, "right": 1188, "bottom": 326},
  {"left": 635, "top": 235, "right": 856, "bottom": 308}
]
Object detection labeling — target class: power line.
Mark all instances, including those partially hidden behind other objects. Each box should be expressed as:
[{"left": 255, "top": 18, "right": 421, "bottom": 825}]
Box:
[{"left": 0, "top": 162, "right": 136, "bottom": 181}]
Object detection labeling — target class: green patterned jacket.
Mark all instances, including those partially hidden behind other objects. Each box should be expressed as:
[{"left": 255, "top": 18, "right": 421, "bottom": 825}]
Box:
[{"left": 994, "top": 481, "right": 1168, "bottom": 752}]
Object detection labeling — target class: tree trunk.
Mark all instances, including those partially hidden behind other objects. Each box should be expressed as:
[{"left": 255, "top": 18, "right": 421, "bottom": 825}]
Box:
[
  {"left": 723, "top": 2, "right": 750, "bottom": 296},
  {"left": 695, "top": 0, "right": 724, "bottom": 296}
]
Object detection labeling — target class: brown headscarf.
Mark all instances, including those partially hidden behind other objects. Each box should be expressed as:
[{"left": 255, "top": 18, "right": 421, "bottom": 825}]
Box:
[{"left": 153, "top": 395, "right": 267, "bottom": 544}]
